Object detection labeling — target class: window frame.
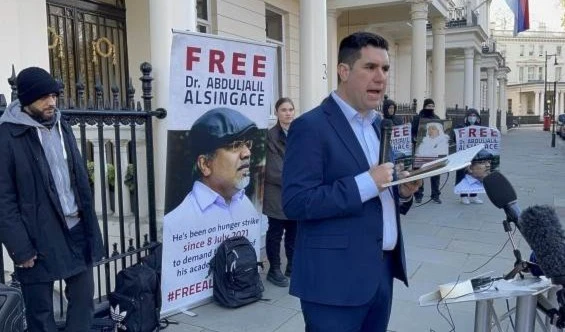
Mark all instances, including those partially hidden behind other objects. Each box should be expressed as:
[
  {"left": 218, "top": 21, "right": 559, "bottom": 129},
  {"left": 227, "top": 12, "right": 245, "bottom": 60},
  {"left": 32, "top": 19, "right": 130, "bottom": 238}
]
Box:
[
  {"left": 196, "top": 0, "right": 212, "bottom": 33},
  {"left": 265, "top": 6, "right": 287, "bottom": 118}
]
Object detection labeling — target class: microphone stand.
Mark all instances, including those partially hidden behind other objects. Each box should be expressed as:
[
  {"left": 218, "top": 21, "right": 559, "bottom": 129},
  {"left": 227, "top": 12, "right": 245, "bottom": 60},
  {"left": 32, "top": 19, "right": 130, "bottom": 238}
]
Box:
[{"left": 501, "top": 218, "right": 537, "bottom": 280}]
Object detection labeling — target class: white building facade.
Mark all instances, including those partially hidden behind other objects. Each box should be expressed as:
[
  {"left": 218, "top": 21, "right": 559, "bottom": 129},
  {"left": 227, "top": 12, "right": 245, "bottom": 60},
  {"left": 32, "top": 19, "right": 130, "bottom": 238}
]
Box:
[
  {"left": 0, "top": 0, "right": 508, "bottom": 227},
  {"left": 493, "top": 28, "right": 565, "bottom": 118}
]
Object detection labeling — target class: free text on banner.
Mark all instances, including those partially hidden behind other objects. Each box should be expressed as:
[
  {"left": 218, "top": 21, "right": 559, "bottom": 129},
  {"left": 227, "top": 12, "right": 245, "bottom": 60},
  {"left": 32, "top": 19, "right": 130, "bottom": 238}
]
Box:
[{"left": 161, "top": 30, "right": 276, "bottom": 317}]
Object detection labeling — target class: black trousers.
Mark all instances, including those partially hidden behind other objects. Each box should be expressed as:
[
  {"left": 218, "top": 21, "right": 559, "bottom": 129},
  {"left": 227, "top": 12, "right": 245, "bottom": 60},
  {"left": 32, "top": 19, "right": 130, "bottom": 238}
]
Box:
[
  {"left": 266, "top": 217, "right": 297, "bottom": 269},
  {"left": 415, "top": 174, "right": 441, "bottom": 199},
  {"left": 20, "top": 224, "right": 94, "bottom": 332}
]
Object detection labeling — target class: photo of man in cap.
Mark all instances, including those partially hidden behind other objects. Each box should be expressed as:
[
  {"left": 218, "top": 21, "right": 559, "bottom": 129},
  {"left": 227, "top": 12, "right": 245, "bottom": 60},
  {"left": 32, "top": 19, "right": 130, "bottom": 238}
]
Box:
[
  {"left": 165, "top": 107, "right": 260, "bottom": 229},
  {"left": 0, "top": 67, "right": 104, "bottom": 331}
]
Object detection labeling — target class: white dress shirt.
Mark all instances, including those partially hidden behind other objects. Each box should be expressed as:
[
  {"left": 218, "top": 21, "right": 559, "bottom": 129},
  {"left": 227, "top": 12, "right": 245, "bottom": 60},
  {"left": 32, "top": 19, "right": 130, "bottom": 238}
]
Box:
[{"left": 331, "top": 92, "right": 398, "bottom": 251}]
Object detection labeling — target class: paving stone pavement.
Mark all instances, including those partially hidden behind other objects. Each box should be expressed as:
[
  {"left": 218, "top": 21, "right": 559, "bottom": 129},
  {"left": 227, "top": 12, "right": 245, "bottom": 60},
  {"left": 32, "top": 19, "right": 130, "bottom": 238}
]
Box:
[{"left": 164, "top": 126, "right": 565, "bottom": 332}]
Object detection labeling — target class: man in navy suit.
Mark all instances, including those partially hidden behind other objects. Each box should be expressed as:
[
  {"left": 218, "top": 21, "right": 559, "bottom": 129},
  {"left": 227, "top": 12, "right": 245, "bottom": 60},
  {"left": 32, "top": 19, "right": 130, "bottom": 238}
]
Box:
[{"left": 282, "top": 32, "right": 422, "bottom": 332}]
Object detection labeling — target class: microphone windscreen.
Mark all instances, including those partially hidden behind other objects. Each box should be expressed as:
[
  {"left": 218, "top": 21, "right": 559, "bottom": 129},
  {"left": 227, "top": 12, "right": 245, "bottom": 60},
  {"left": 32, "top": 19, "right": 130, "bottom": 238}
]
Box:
[
  {"left": 483, "top": 172, "right": 517, "bottom": 209},
  {"left": 518, "top": 205, "right": 565, "bottom": 279}
]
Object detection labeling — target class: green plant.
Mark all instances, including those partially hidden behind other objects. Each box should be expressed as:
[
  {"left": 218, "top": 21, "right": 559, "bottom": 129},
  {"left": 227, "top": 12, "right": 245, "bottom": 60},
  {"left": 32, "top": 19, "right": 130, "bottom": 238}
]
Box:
[
  {"left": 87, "top": 161, "right": 95, "bottom": 187},
  {"left": 107, "top": 163, "right": 115, "bottom": 190},
  {"left": 124, "top": 164, "right": 136, "bottom": 192}
]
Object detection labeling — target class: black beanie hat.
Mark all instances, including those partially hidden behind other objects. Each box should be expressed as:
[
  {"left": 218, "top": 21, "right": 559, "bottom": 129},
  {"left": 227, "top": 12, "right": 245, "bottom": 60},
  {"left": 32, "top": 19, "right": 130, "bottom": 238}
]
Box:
[
  {"left": 423, "top": 98, "right": 435, "bottom": 108},
  {"left": 17, "top": 67, "right": 60, "bottom": 106}
]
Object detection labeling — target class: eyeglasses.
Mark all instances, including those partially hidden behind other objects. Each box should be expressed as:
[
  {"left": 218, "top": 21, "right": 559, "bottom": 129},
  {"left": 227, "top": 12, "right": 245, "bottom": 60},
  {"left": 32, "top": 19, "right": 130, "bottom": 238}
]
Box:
[{"left": 225, "top": 140, "right": 253, "bottom": 152}]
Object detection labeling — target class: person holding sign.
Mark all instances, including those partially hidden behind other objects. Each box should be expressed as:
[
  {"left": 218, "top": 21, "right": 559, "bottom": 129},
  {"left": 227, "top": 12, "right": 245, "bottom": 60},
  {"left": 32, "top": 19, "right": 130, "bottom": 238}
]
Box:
[
  {"left": 411, "top": 98, "right": 443, "bottom": 204},
  {"left": 382, "top": 98, "right": 403, "bottom": 125},
  {"left": 454, "top": 108, "right": 484, "bottom": 204},
  {"left": 263, "top": 97, "right": 297, "bottom": 287},
  {"left": 283, "top": 32, "right": 421, "bottom": 332}
]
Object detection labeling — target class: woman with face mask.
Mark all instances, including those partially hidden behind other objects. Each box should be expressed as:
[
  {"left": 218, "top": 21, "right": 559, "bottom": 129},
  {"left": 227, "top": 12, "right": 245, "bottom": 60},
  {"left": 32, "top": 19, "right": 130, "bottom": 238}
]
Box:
[{"left": 454, "top": 108, "right": 483, "bottom": 204}]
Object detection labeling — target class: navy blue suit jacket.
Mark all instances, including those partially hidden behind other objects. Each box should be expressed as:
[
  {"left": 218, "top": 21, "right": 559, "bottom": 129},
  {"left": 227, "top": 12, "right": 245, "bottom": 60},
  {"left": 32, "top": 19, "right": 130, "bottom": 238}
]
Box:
[{"left": 282, "top": 96, "right": 411, "bottom": 306}]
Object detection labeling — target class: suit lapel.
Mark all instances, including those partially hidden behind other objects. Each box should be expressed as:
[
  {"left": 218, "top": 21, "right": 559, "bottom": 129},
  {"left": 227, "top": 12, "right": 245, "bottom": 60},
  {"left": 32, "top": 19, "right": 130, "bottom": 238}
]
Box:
[{"left": 323, "top": 97, "right": 369, "bottom": 170}]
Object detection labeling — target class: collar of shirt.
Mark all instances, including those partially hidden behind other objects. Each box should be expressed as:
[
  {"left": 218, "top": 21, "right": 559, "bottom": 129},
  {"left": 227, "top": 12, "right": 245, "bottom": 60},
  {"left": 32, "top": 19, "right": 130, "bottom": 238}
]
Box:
[
  {"left": 331, "top": 91, "right": 378, "bottom": 126},
  {"left": 193, "top": 180, "right": 246, "bottom": 210}
]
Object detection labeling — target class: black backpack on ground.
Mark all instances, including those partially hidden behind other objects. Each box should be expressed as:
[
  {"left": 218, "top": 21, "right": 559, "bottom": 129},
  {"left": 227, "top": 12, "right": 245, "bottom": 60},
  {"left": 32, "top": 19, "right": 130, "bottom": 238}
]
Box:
[
  {"left": 109, "top": 246, "right": 161, "bottom": 332},
  {"left": 0, "top": 283, "right": 25, "bottom": 332},
  {"left": 208, "top": 236, "right": 264, "bottom": 308}
]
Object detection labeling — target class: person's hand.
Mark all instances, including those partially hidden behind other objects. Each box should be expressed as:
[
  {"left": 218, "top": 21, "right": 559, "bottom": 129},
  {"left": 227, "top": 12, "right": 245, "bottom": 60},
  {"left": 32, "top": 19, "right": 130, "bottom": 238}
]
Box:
[
  {"left": 369, "top": 162, "right": 394, "bottom": 191},
  {"left": 398, "top": 171, "right": 422, "bottom": 198},
  {"left": 17, "top": 255, "right": 37, "bottom": 269}
]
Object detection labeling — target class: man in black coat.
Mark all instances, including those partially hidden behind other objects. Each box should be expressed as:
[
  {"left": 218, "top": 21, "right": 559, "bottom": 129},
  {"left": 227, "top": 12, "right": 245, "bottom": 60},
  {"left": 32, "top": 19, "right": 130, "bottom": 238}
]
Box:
[{"left": 0, "top": 67, "right": 104, "bottom": 331}]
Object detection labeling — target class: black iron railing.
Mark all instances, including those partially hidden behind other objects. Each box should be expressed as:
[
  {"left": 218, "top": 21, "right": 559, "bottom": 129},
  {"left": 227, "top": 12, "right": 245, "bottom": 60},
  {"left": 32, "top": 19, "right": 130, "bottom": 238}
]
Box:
[{"left": 0, "top": 63, "right": 165, "bottom": 319}]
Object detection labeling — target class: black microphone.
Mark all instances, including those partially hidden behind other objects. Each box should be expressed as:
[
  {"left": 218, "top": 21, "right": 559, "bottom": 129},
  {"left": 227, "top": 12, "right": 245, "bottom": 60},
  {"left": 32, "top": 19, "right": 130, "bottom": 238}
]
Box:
[
  {"left": 518, "top": 205, "right": 565, "bottom": 284},
  {"left": 483, "top": 172, "right": 521, "bottom": 223},
  {"left": 379, "top": 119, "right": 393, "bottom": 164}
]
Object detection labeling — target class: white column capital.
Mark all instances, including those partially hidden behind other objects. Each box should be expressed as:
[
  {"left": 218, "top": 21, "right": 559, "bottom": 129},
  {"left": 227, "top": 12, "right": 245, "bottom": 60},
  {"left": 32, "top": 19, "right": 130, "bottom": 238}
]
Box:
[
  {"left": 464, "top": 48, "right": 475, "bottom": 59},
  {"left": 431, "top": 17, "right": 446, "bottom": 34},
  {"left": 327, "top": 8, "right": 341, "bottom": 18},
  {"left": 410, "top": 1, "right": 429, "bottom": 20}
]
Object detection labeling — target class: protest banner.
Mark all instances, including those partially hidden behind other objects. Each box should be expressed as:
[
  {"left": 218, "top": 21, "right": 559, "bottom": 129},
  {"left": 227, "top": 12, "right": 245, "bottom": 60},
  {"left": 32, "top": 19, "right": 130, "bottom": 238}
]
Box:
[
  {"left": 413, "top": 119, "right": 452, "bottom": 168},
  {"left": 390, "top": 123, "right": 412, "bottom": 170},
  {"left": 453, "top": 125, "right": 501, "bottom": 170},
  {"left": 161, "top": 30, "right": 276, "bottom": 317}
]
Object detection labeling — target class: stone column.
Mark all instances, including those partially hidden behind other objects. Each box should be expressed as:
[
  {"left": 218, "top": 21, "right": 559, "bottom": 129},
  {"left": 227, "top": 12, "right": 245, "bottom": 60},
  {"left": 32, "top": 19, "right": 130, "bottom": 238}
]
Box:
[
  {"left": 499, "top": 76, "right": 507, "bottom": 133},
  {"left": 541, "top": 91, "right": 546, "bottom": 120},
  {"left": 432, "top": 17, "right": 446, "bottom": 118},
  {"left": 300, "top": 0, "right": 327, "bottom": 112},
  {"left": 148, "top": 0, "right": 197, "bottom": 220},
  {"left": 487, "top": 68, "right": 496, "bottom": 126},
  {"left": 464, "top": 48, "right": 474, "bottom": 109},
  {"left": 410, "top": 0, "right": 429, "bottom": 110},
  {"left": 534, "top": 90, "right": 540, "bottom": 115},
  {"left": 474, "top": 54, "right": 481, "bottom": 109},
  {"left": 327, "top": 9, "right": 339, "bottom": 92}
]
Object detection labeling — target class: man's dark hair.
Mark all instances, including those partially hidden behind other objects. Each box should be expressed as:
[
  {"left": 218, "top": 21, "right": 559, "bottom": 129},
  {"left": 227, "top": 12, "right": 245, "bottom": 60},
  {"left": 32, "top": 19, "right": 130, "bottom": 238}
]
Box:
[{"left": 338, "top": 32, "right": 389, "bottom": 68}]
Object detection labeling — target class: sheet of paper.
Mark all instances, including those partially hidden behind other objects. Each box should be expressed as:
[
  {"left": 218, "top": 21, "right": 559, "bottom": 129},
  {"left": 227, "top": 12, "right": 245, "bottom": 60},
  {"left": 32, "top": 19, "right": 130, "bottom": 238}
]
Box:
[{"left": 383, "top": 144, "right": 485, "bottom": 187}]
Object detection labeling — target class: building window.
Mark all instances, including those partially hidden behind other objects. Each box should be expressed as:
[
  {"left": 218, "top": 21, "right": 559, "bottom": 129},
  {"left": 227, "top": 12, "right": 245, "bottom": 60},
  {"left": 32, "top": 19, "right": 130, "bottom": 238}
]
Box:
[
  {"left": 520, "top": 45, "right": 524, "bottom": 56},
  {"left": 539, "top": 67, "right": 543, "bottom": 80},
  {"left": 197, "top": 0, "right": 211, "bottom": 33},
  {"left": 519, "top": 66, "right": 524, "bottom": 82},
  {"left": 539, "top": 45, "right": 544, "bottom": 56},
  {"left": 558, "top": 46, "right": 562, "bottom": 56},
  {"left": 528, "top": 66, "right": 534, "bottom": 80},
  {"left": 508, "top": 99, "right": 512, "bottom": 113},
  {"left": 529, "top": 44, "right": 534, "bottom": 56},
  {"left": 266, "top": 7, "right": 285, "bottom": 115},
  {"left": 556, "top": 67, "right": 562, "bottom": 81}
]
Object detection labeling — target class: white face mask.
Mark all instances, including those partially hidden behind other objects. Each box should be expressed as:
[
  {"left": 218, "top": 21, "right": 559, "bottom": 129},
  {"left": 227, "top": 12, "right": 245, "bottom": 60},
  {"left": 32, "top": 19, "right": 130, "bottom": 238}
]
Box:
[{"left": 468, "top": 116, "right": 477, "bottom": 124}]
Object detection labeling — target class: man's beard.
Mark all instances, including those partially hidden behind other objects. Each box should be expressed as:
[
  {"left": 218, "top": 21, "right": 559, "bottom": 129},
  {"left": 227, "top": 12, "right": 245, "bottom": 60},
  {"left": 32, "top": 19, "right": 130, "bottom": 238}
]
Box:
[{"left": 235, "top": 175, "right": 250, "bottom": 190}]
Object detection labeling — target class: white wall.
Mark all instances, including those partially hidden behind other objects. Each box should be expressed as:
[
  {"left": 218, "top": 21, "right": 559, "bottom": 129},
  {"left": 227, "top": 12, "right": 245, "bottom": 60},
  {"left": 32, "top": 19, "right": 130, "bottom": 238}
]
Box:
[
  {"left": 125, "top": 0, "right": 151, "bottom": 99},
  {"left": 444, "top": 58, "right": 466, "bottom": 108},
  {"left": 0, "top": 0, "right": 50, "bottom": 101}
]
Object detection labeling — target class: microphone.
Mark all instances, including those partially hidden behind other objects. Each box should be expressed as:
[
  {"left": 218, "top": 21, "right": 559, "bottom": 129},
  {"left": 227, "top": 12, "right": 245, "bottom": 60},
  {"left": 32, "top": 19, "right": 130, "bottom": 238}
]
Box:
[
  {"left": 379, "top": 119, "right": 393, "bottom": 164},
  {"left": 518, "top": 205, "right": 565, "bottom": 284},
  {"left": 483, "top": 172, "right": 521, "bottom": 223}
]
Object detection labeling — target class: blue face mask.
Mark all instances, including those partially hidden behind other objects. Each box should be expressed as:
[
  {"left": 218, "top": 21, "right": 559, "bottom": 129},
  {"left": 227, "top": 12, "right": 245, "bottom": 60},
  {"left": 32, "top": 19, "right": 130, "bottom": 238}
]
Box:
[{"left": 468, "top": 116, "right": 477, "bottom": 124}]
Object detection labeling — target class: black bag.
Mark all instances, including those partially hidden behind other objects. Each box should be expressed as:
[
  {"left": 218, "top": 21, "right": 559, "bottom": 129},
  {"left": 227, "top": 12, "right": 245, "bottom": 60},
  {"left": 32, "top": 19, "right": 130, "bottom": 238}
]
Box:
[
  {"left": 109, "top": 262, "right": 159, "bottom": 332},
  {"left": 90, "top": 317, "right": 116, "bottom": 332},
  {"left": 0, "top": 283, "right": 25, "bottom": 332},
  {"left": 208, "top": 236, "right": 264, "bottom": 308}
]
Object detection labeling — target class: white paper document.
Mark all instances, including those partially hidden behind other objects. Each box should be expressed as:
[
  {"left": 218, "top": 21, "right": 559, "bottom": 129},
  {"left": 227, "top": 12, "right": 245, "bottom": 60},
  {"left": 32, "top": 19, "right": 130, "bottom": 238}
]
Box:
[{"left": 383, "top": 144, "right": 485, "bottom": 187}]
